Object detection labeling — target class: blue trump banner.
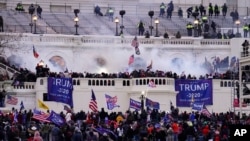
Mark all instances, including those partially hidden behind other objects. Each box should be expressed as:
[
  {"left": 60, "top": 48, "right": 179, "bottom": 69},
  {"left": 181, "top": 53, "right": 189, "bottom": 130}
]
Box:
[
  {"left": 192, "top": 102, "right": 204, "bottom": 111},
  {"left": 47, "top": 110, "right": 65, "bottom": 127},
  {"left": 175, "top": 79, "right": 213, "bottom": 107},
  {"left": 146, "top": 98, "right": 160, "bottom": 109},
  {"left": 129, "top": 98, "right": 141, "bottom": 110},
  {"left": 47, "top": 77, "right": 73, "bottom": 107},
  {"left": 93, "top": 127, "right": 118, "bottom": 139},
  {"left": 105, "top": 94, "right": 120, "bottom": 110}
]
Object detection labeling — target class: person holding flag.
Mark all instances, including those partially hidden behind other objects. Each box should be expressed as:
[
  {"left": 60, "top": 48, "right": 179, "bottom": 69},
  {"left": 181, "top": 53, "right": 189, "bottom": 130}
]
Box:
[
  {"left": 146, "top": 60, "right": 153, "bottom": 72},
  {"left": 20, "top": 101, "right": 25, "bottom": 111},
  {"left": 128, "top": 54, "right": 134, "bottom": 66},
  {"left": 131, "top": 36, "right": 140, "bottom": 55}
]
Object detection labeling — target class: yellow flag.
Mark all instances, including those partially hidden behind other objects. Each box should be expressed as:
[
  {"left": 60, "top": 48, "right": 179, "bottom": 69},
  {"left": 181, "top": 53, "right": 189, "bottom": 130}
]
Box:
[{"left": 38, "top": 99, "right": 49, "bottom": 110}]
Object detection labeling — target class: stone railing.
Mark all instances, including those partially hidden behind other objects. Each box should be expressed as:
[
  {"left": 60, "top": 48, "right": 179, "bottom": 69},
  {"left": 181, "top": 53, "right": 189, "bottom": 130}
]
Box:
[
  {"left": 0, "top": 77, "right": 237, "bottom": 92},
  {"left": 7, "top": 33, "right": 232, "bottom": 48}
]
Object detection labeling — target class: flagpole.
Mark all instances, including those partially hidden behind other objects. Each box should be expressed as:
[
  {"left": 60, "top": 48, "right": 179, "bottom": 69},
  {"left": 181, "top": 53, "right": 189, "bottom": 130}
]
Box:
[
  {"left": 145, "top": 86, "right": 149, "bottom": 98},
  {"left": 142, "top": 84, "right": 149, "bottom": 112},
  {"left": 190, "top": 95, "right": 194, "bottom": 113}
]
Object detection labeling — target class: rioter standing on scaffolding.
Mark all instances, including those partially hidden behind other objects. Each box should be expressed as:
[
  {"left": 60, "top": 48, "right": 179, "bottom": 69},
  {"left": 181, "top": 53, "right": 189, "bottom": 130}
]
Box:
[
  {"left": 0, "top": 16, "right": 3, "bottom": 32},
  {"left": 138, "top": 20, "right": 145, "bottom": 36},
  {"left": 178, "top": 7, "right": 183, "bottom": 18},
  {"left": 243, "top": 23, "right": 249, "bottom": 38},
  {"left": 208, "top": 3, "right": 213, "bottom": 17},
  {"left": 28, "top": 4, "right": 35, "bottom": 16},
  {"left": 187, "top": 7, "right": 193, "bottom": 18},
  {"left": 37, "top": 5, "right": 43, "bottom": 19},
  {"left": 159, "top": 2, "right": 166, "bottom": 17},
  {"left": 214, "top": 4, "right": 220, "bottom": 17},
  {"left": 108, "top": 7, "right": 114, "bottom": 21},
  {"left": 197, "top": 20, "right": 202, "bottom": 36},
  {"left": 222, "top": 3, "right": 228, "bottom": 18},
  {"left": 166, "top": 1, "right": 174, "bottom": 19},
  {"left": 192, "top": 6, "right": 199, "bottom": 19},
  {"left": 186, "top": 22, "right": 193, "bottom": 36},
  {"left": 211, "top": 20, "right": 216, "bottom": 33},
  {"left": 242, "top": 40, "right": 249, "bottom": 57},
  {"left": 199, "top": 4, "right": 205, "bottom": 16}
]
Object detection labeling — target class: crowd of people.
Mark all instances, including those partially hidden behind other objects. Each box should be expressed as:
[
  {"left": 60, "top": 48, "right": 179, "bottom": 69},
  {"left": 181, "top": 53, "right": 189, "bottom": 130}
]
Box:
[
  {"left": 0, "top": 103, "right": 248, "bottom": 141},
  {"left": 128, "top": 1, "right": 244, "bottom": 39},
  {"left": 1, "top": 1, "right": 245, "bottom": 39},
  {"left": 182, "top": 2, "right": 243, "bottom": 39},
  {"left": 0, "top": 59, "right": 245, "bottom": 141},
  {"left": 0, "top": 2, "right": 248, "bottom": 140}
]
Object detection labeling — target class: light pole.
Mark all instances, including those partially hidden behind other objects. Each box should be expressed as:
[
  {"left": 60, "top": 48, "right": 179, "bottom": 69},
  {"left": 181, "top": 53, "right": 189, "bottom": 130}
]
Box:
[
  {"left": 193, "top": 19, "right": 199, "bottom": 37},
  {"left": 29, "top": 16, "right": 33, "bottom": 33},
  {"left": 148, "top": 11, "right": 154, "bottom": 36},
  {"left": 28, "top": 5, "right": 35, "bottom": 33},
  {"left": 114, "top": 17, "right": 119, "bottom": 36},
  {"left": 235, "top": 19, "right": 241, "bottom": 37},
  {"left": 140, "top": 91, "right": 145, "bottom": 111},
  {"left": 154, "top": 18, "right": 159, "bottom": 37},
  {"left": 33, "top": 15, "right": 37, "bottom": 34},
  {"left": 119, "top": 10, "right": 126, "bottom": 35},
  {"left": 38, "top": 60, "right": 45, "bottom": 67},
  {"left": 74, "top": 17, "right": 79, "bottom": 35}
]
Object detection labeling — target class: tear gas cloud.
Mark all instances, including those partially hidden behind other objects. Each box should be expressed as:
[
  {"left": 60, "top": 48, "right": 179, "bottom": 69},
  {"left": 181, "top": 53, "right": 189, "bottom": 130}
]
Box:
[{"left": 4, "top": 44, "right": 210, "bottom": 77}]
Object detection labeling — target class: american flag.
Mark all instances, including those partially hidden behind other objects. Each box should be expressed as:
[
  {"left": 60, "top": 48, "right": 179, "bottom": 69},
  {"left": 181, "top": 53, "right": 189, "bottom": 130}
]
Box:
[
  {"left": 105, "top": 94, "right": 120, "bottom": 110},
  {"left": 201, "top": 105, "right": 212, "bottom": 118},
  {"left": 89, "top": 89, "right": 98, "bottom": 112},
  {"left": 33, "top": 108, "right": 42, "bottom": 115},
  {"left": 64, "top": 105, "right": 72, "bottom": 113},
  {"left": 32, "top": 112, "right": 51, "bottom": 123},
  {"left": 131, "top": 37, "right": 139, "bottom": 48},
  {"left": 148, "top": 80, "right": 156, "bottom": 88},
  {"left": 6, "top": 95, "right": 18, "bottom": 105},
  {"left": 128, "top": 54, "right": 134, "bottom": 65},
  {"left": 33, "top": 46, "right": 39, "bottom": 58}
]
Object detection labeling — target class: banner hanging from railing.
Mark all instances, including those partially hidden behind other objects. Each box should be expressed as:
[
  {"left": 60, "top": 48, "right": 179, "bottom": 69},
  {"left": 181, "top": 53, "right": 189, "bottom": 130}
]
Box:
[
  {"left": 175, "top": 79, "right": 213, "bottom": 107},
  {"left": 47, "top": 77, "right": 73, "bottom": 107}
]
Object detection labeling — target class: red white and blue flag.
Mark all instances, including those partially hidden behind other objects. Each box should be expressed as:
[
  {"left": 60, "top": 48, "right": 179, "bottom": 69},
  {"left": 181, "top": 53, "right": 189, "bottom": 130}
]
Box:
[
  {"left": 146, "top": 98, "right": 160, "bottom": 109},
  {"left": 129, "top": 98, "right": 141, "bottom": 110},
  {"left": 131, "top": 36, "right": 139, "bottom": 48},
  {"left": 89, "top": 89, "right": 98, "bottom": 112},
  {"left": 32, "top": 111, "right": 51, "bottom": 123},
  {"left": 47, "top": 110, "right": 65, "bottom": 127},
  {"left": 201, "top": 105, "right": 212, "bottom": 118},
  {"left": 131, "top": 36, "right": 140, "bottom": 55},
  {"left": 148, "top": 80, "right": 156, "bottom": 88},
  {"left": 6, "top": 95, "right": 18, "bottom": 105},
  {"left": 105, "top": 94, "right": 120, "bottom": 110},
  {"left": 33, "top": 46, "right": 39, "bottom": 58},
  {"left": 128, "top": 54, "right": 134, "bottom": 65},
  {"left": 64, "top": 105, "right": 72, "bottom": 113}
]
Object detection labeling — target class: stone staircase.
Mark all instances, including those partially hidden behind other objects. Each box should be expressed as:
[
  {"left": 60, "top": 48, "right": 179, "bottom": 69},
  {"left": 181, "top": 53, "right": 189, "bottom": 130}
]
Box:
[
  {"left": 0, "top": 62, "right": 20, "bottom": 79},
  {"left": 36, "top": 18, "right": 57, "bottom": 34}
]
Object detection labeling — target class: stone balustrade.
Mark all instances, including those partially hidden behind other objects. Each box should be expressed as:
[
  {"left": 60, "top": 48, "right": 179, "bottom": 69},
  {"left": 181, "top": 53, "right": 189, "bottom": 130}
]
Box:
[
  {"left": 5, "top": 33, "right": 231, "bottom": 48},
  {"left": 0, "top": 77, "right": 237, "bottom": 92}
]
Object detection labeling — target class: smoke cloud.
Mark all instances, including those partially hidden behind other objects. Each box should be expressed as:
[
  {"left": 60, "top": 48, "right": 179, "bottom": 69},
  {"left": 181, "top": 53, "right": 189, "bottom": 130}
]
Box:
[{"left": 2, "top": 42, "right": 222, "bottom": 77}]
